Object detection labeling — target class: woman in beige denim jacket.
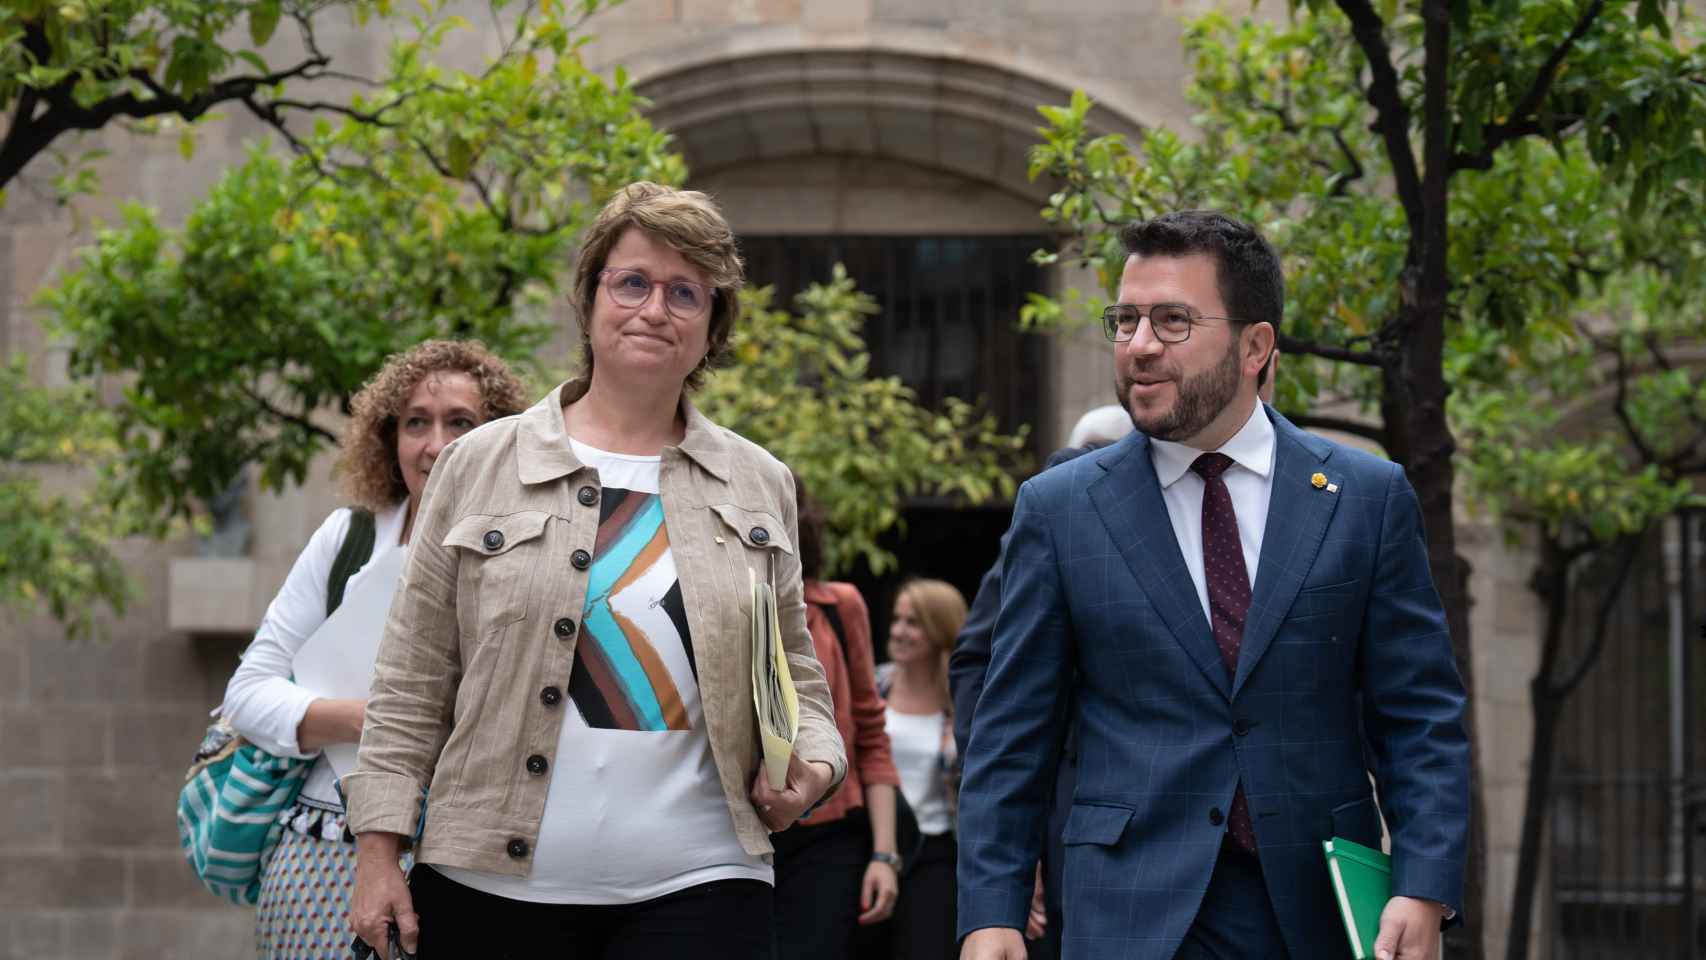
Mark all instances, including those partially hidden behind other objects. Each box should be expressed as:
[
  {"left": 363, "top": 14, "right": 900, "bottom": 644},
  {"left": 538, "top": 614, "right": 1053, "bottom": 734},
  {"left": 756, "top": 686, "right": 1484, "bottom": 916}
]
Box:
[{"left": 345, "top": 182, "right": 846, "bottom": 959}]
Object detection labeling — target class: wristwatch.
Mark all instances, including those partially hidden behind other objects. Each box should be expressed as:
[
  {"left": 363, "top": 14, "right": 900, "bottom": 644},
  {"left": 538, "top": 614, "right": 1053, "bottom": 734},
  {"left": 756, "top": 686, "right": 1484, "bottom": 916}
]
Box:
[{"left": 870, "top": 851, "right": 903, "bottom": 873}]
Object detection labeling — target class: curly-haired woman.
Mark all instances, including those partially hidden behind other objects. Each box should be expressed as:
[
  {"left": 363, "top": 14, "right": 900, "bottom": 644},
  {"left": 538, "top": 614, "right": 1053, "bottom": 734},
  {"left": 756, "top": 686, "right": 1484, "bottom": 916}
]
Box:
[{"left": 220, "top": 338, "right": 529, "bottom": 959}]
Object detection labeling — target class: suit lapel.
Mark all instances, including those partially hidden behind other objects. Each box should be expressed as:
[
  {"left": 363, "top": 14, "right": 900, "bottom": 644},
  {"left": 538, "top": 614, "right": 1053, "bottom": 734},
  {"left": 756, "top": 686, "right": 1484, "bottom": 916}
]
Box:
[
  {"left": 1232, "top": 409, "right": 1341, "bottom": 698},
  {"left": 1088, "top": 434, "right": 1228, "bottom": 700}
]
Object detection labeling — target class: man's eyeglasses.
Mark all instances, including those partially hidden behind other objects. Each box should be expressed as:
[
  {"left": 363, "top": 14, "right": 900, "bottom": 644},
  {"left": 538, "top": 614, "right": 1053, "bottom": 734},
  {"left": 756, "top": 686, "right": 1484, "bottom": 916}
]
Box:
[
  {"left": 599, "top": 268, "right": 716, "bottom": 320},
  {"left": 1102, "top": 303, "right": 1238, "bottom": 343}
]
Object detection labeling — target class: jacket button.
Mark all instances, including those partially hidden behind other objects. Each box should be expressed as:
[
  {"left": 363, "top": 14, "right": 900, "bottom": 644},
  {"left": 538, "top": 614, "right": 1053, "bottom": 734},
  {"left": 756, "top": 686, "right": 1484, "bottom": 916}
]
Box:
[
  {"left": 526, "top": 754, "right": 548, "bottom": 776},
  {"left": 749, "top": 526, "right": 769, "bottom": 545},
  {"left": 1233, "top": 718, "right": 1252, "bottom": 737},
  {"left": 540, "top": 686, "right": 562, "bottom": 706},
  {"left": 483, "top": 530, "right": 504, "bottom": 551},
  {"left": 507, "top": 838, "right": 529, "bottom": 859},
  {"left": 1209, "top": 807, "right": 1225, "bottom": 827},
  {"left": 571, "top": 549, "right": 592, "bottom": 570},
  {"left": 578, "top": 485, "right": 598, "bottom": 507},
  {"left": 553, "top": 618, "right": 576, "bottom": 638}
]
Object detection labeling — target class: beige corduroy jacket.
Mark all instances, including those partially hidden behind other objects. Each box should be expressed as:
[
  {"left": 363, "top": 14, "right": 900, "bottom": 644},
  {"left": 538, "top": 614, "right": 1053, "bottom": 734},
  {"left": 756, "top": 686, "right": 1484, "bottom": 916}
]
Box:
[{"left": 342, "top": 379, "right": 846, "bottom": 876}]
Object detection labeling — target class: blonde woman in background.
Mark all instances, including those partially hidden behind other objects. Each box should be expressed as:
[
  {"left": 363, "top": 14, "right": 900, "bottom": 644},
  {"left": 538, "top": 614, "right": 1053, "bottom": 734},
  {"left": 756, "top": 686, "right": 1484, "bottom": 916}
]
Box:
[{"left": 869, "top": 578, "right": 967, "bottom": 960}]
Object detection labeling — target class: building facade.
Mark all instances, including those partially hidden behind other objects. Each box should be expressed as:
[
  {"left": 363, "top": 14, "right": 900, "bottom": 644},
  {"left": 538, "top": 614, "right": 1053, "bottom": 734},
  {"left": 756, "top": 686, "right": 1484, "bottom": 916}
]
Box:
[{"left": 3, "top": 2, "right": 1700, "bottom": 958}]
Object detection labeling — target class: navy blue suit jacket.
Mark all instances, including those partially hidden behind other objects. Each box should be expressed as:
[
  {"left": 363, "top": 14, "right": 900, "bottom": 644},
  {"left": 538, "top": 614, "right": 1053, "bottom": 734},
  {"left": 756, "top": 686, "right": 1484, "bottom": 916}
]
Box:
[{"left": 956, "top": 407, "right": 1470, "bottom": 959}]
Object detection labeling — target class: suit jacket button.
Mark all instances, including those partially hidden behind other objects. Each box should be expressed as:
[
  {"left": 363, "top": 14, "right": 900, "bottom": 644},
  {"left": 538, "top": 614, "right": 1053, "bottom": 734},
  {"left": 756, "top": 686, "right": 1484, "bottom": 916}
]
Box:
[
  {"left": 540, "top": 686, "right": 562, "bottom": 706},
  {"left": 1209, "top": 807, "right": 1225, "bottom": 826},
  {"left": 578, "top": 485, "right": 599, "bottom": 507},
  {"left": 526, "top": 754, "right": 548, "bottom": 776},
  {"left": 483, "top": 530, "right": 504, "bottom": 551},
  {"left": 571, "top": 549, "right": 592, "bottom": 570},
  {"left": 1233, "top": 718, "right": 1252, "bottom": 737},
  {"left": 553, "top": 618, "right": 576, "bottom": 638},
  {"left": 749, "top": 526, "right": 769, "bottom": 545},
  {"left": 506, "top": 838, "right": 529, "bottom": 859}
]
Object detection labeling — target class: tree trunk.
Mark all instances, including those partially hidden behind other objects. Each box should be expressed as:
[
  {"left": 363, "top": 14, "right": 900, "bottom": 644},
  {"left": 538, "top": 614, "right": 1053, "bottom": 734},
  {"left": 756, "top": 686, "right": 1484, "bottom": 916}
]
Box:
[
  {"left": 1506, "top": 540, "right": 1571, "bottom": 960},
  {"left": 1416, "top": 1, "right": 1486, "bottom": 953},
  {"left": 1402, "top": 308, "right": 1487, "bottom": 960}
]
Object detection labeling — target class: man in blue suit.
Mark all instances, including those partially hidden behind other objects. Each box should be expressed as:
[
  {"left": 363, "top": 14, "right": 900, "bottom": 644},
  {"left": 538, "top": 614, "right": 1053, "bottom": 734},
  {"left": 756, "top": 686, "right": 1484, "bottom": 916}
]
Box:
[{"left": 957, "top": 211, "right": 1469, "bottom": 960}]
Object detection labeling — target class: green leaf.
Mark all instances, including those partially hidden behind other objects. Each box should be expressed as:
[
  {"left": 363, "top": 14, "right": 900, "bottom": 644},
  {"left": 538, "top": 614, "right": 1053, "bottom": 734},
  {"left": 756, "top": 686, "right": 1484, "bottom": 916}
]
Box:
[
  {"left": 446, "top": 135, "right": 475, "bottom": 178},
  {"left": 250, "top": 0, "right": 282, "bottom": 47}
]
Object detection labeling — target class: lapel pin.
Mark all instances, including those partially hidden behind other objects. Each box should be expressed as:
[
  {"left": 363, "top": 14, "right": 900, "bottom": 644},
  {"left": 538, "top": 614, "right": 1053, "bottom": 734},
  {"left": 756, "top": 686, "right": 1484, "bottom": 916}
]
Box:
[
  {"left": 1327, "top": 482, "right": 1339, "bottom": 494},
  {"left": 1311, "top": 472, "right": 1328, "bottom": 489},
  {"left": 714, "top": 536, "right": 726, "bottom": 544}
]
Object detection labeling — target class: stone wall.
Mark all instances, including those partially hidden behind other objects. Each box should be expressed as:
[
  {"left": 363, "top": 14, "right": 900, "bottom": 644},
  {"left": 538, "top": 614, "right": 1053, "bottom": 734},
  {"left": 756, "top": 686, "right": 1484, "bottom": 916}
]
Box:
[{"left": 1460, "top": 523, "right": 1549, "bottom": 960}]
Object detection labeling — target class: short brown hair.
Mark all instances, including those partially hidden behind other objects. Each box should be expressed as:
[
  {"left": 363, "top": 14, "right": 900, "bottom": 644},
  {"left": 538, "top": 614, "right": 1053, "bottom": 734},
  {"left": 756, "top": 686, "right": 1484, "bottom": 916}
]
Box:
[
  {"left": 569, "top": 182, "right": 744, "bottom": 391},
  {"left": 339, "top": 339, "right": 531, "bottom": 510},
  {"left": 1120, "top": 210, "right": 1282, "bottom": 387}
]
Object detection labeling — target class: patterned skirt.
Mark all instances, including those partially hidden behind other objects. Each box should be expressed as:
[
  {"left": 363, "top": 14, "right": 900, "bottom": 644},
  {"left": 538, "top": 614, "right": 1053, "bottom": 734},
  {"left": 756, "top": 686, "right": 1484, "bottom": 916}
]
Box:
[{"left": 255, "top": 827, "right": 360, "bottom": 959}]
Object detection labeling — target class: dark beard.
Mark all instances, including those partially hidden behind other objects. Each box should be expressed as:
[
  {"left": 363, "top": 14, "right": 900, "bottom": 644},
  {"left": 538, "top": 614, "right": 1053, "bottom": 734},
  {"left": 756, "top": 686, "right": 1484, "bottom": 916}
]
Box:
[{"left": 1116, "top": 341, "right": 1243, "bottom": 442}]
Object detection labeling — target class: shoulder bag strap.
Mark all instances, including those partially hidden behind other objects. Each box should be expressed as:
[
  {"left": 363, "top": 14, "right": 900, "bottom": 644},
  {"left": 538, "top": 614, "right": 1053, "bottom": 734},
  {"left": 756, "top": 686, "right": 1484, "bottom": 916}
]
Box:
[{"left": 325, "top": 508, "right": 377, "bottom": 617}]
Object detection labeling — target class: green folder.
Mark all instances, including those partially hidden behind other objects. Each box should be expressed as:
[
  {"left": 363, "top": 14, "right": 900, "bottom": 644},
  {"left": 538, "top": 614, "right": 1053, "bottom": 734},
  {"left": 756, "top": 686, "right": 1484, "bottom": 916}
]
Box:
[{"left": 1323, "top": 836, "right": 1391, "bottom": 959}]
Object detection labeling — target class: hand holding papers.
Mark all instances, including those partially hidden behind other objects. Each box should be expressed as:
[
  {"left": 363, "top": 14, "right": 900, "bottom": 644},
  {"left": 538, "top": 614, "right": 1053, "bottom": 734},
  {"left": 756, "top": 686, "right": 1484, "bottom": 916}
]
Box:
[{"left": 750, "top": 555, "right": 799, "bottom": 791}]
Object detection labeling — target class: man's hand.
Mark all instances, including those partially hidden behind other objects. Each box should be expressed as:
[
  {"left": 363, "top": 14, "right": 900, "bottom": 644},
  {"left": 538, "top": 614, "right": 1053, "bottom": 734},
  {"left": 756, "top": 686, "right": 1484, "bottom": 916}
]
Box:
[
  {"left": 1373, "top": 895, "right": 1448, "bottom": 960},
  {"left": 748, "top": 752, "right": 834, "bottom": 832},
  {"left": 348, "top": 832, "right": 418, "bottom": 955},
  {"left": 857, "top": 859, "right": 899, "bottom": 925},
  {"left": 961, "top": 927, "right": 1028, "bottom": 959},
  {"left": 1024, "top": 863, "right": 1048, "bottom": 940}
]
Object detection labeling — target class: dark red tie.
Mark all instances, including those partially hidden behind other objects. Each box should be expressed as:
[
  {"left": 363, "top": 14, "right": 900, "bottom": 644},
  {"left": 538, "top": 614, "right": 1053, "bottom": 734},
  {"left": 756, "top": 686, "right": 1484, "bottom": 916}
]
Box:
[{"left": 1191, "top": 452, "right": 1258, "bottom": 855}]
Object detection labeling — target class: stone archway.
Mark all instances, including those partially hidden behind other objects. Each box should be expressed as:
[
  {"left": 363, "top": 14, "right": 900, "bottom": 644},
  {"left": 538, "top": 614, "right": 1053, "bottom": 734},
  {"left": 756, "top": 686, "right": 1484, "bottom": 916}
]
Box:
[{"left": 635, "top": 47, "right": 1145, "bottom": 206}]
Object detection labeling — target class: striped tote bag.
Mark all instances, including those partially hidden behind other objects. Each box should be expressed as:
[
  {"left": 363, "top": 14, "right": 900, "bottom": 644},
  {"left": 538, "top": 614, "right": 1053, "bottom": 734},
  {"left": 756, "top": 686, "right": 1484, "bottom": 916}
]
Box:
[
  {"left": 175, "top": 507, "right": 375, "bottom": 904},
  {"left": 176, "top": 721, "right": 310, "bottom": 904}
]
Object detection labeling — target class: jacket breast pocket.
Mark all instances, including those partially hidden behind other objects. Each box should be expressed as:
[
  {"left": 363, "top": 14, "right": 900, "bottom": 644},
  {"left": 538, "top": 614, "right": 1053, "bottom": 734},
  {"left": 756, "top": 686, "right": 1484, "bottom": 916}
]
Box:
[
  {"left": 1287, "top": 578, "right": 1361, "bottom": 624},
  {"left": 710, "top": 503, "right": 794, "bottom": 565},
  {"left": 443, "top": 511, "right": 553, "bottom": 633}
]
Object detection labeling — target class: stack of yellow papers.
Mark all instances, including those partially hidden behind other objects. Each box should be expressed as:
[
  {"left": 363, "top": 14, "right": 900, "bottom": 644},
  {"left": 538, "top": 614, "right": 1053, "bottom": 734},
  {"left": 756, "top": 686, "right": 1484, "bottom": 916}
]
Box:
[{"left": 750, "top": 563, "right": 798, "bottom": 790}]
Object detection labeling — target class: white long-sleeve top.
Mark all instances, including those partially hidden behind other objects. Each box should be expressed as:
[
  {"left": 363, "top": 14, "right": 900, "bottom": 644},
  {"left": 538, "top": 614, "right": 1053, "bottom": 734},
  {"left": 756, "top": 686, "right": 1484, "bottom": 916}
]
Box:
[{"left": 221, "top": 502, "right": 407, "bottom": 808}]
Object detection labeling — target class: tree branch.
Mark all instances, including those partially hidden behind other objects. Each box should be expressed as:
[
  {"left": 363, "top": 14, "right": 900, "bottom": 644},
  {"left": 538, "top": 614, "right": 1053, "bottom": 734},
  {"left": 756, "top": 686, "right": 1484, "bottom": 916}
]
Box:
[
  {"left": 238, "top": 385, "right": 340, "bottom": 447},
  {"left": 1450, "top": 0, "right": 1607, "bottom": 173},
  {"left": 1276, "top": 332, "right": 1386, "bottom": 367},
  {"left": 1551, "top": 533, "right": 1643, "bottom": 699},
  {"left": 1609, "top": 344, "right": 1659, "bottom": 463},
  {"left": 0, "top": 52, "right": 334, "bottom": 188},
  {"left": 406, "top": 134, "right": 507, "bottom": 228},
  {"left": 1327, "top": 126, "right": 1365, "bottom": 197},
  {"left": 1333, "top": 0, "right": 1424, "bottom": 240},
  {"left": 1281, "top": 412, "right": 1388, "bottom": 445}
]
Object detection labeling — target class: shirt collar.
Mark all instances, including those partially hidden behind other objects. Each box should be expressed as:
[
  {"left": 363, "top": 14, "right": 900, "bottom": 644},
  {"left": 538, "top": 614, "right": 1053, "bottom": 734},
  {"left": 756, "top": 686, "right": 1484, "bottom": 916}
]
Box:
[
  {"left": 515, "top": 378, "right": 732, "bottom": 486},
  {"left": 1149, "top": 401, "right": 1275, "bottom": 489}
]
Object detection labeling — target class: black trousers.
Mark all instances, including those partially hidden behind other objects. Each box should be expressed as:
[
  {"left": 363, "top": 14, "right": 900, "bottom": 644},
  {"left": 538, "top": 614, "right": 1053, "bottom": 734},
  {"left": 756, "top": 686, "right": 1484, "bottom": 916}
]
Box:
[
  {"left": 855, "top": 832, "right": 957, "bottom": 960},
  {"left": 772, "top": 814, "right": 869, "bottom": 960},
  {"left": 408, "top": 863, "right": 776, "bottom": 960}
]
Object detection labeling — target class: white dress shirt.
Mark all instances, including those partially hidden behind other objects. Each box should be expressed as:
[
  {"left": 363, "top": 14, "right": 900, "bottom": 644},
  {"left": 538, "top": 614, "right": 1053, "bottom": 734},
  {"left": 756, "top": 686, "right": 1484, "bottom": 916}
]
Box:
[{"left": 1148, "top": 402, "right": 1276, "bottom": 624}]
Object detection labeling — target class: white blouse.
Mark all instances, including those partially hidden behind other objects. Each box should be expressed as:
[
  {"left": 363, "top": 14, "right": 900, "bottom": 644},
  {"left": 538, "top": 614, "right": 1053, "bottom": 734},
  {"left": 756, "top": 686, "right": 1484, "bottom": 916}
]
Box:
[
  {"left": 221, "top": 502, "right": 407, "bottom": 808},
  {"left": 886, "top": 707, "right": 954, "bottom": 837}
]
